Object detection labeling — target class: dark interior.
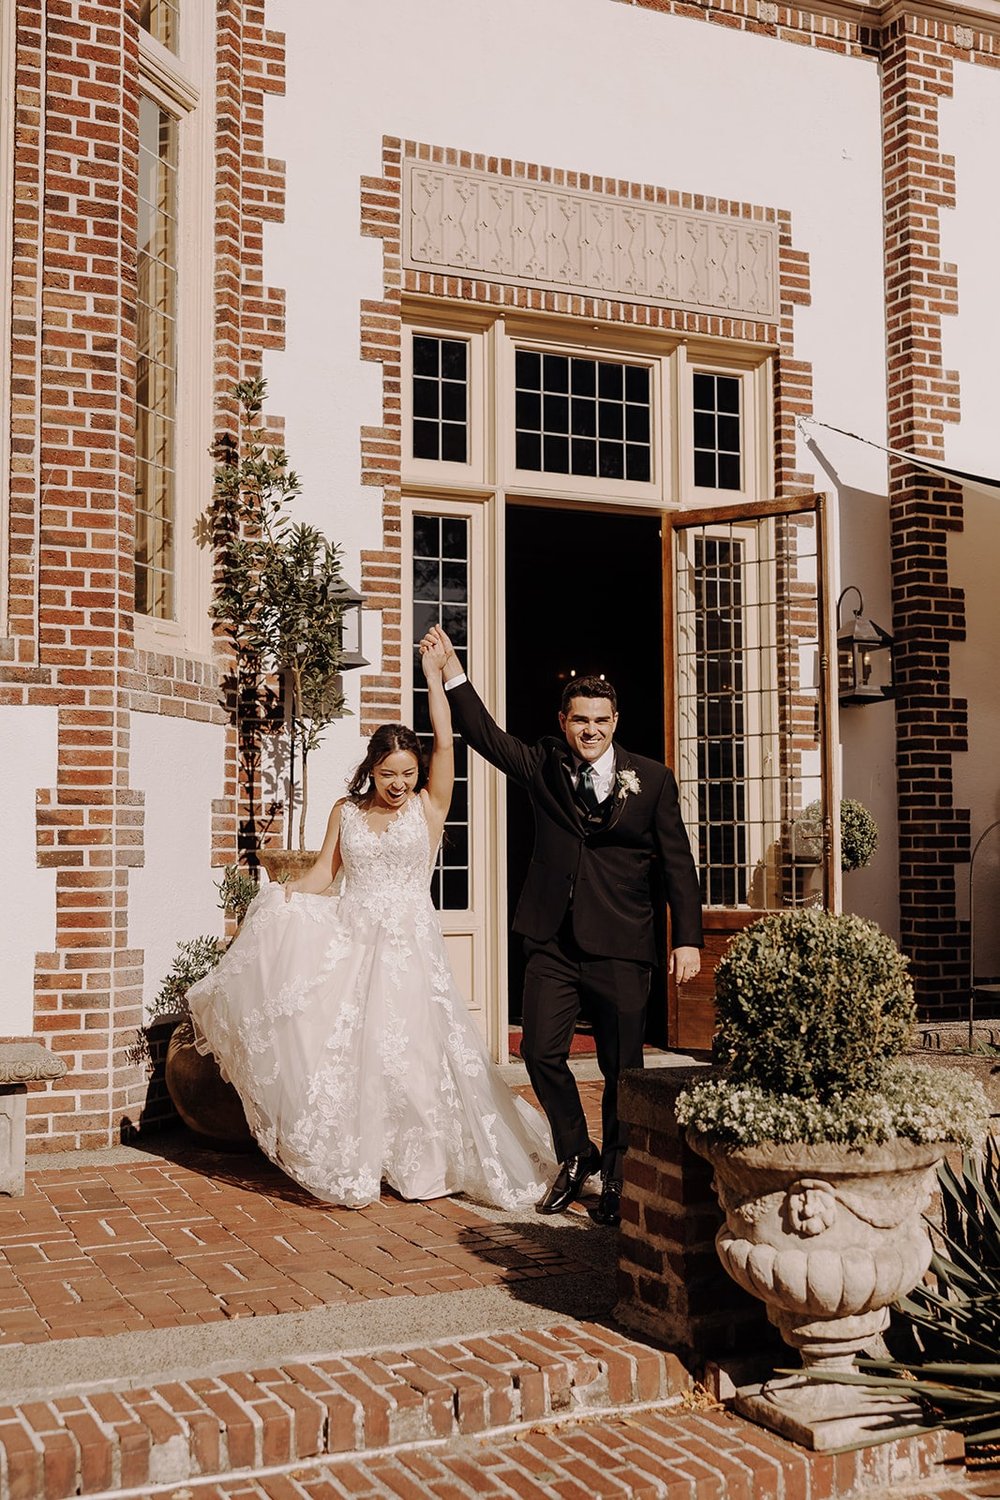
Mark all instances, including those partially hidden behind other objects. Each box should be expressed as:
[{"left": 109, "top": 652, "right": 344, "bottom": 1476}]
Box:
[{"left": 503, "top": 503, "right": 667, "bottom": 1040}]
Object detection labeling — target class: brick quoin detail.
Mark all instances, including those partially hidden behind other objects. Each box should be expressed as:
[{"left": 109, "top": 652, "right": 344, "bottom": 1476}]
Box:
[
  {"left": 882, "top": 17, "right": 967, "bottom": 1018},
  {"left": 2, "top": 1, "right": 287, "bottom": 1148},
  {"left": 359, "top": 139, "right": 813, "bottom": 734}
]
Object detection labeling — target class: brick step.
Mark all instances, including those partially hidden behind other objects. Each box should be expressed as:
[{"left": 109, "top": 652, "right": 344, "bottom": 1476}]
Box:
[
  {"left": 0, "top": 1321, "right": 685, "bottom": 1499},
  {"left": 115, "top": 1404, "right": 972, "bottom": 1500}
]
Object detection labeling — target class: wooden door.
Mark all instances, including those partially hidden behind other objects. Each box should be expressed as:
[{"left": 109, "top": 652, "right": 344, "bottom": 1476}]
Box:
[{"left": 665, "top": 494, "right": 838, "bottom": 1050}]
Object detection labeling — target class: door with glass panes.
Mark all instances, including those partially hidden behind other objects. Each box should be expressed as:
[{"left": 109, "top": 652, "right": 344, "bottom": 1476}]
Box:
[
  {"left": 666, "top": 494, "right": 838, "bottom": 1049},
  {"left": 405, "top": 498, "right": 497, "bottom": 1050}
]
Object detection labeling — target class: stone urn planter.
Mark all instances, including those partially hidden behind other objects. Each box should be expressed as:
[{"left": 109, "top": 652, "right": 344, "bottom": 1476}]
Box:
[
  {"left": 687, "top": 1129, "right": 945, "bottom": 1449},
  {"left": 164, "top": 1018, "right": 254, "bottom": 1151}
]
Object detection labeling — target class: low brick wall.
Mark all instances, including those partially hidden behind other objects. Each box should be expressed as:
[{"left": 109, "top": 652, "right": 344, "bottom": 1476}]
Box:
[{"left": 614, "top": 1066, "right": 773, "bottom": 1368}]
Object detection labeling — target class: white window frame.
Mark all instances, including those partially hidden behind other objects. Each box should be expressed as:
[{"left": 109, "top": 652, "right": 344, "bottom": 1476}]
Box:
[
  {"left": 134, "top": 18, "right": 215, "bottom": 656},
  {"left": 401, "top": 492, "right": 499, "bottom": 1048},
  {"left": 500, "top": 331, "right": 667, "bottom": 507},
  {"left": 677, "top": 346, "right": 772, "bottom": 506},
  {"left": 401, "top": 322, "right": 487, "bottom": 488}
]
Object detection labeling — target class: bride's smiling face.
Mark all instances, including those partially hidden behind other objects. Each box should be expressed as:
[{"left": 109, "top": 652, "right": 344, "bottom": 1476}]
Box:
[{"left": 370, "top": 749, "right": 420, "bottom": 810}]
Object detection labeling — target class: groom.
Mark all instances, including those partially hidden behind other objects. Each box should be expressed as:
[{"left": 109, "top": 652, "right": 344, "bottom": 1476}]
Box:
[{"left": 423, "top": 627, "right": 703, "bottom": 1226}]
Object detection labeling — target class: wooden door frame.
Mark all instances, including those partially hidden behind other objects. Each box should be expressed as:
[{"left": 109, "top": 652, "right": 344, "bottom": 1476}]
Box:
[{"left": 663, "top": 492, "right": 839, "bottom": 1048}]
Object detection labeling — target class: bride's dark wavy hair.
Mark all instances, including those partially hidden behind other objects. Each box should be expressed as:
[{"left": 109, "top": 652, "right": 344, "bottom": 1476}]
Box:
[{"left": 347, "top": 724, "right": 428, "bottom": 800}]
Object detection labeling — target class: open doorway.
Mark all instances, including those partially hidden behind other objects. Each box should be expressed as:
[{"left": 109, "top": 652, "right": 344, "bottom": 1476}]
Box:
[{"left": 503, "top": 503, "right": 666, "bottom": 1039}]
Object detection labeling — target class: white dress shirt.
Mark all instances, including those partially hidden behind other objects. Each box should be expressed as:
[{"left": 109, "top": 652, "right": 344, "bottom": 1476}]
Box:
[{"left": 572, "top": 744, "right": 616, "bottom": 803}]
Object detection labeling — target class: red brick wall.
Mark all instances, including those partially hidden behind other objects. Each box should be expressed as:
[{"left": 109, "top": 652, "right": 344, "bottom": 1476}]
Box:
[
  {"left": 2, "top": 0, "right": 286, "bottom": 1148},
  {"left": 881, "top": 17, "right": 969, "bottom": 1018}
]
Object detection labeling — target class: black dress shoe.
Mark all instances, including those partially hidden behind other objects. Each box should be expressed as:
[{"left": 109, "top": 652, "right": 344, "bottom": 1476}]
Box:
[
  {"left": 535, "top": 1145, "right": 601, "bottom": 1215},
  {"left": 587, "top": 1176, "right": 622, "bottom": 1227}
]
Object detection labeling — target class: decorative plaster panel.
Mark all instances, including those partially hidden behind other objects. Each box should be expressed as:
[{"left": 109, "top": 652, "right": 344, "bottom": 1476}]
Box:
[{"left": 403, "top": 161, "right": 780, "bottom": 321}]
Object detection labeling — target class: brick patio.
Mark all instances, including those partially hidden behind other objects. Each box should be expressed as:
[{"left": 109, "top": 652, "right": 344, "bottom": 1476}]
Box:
[
  {"left": 0, "top": 1080, "right": 993, "bottom": 1499},
  {"left": 0, "top": 1154, "right": 587, "bottom": 1347}
]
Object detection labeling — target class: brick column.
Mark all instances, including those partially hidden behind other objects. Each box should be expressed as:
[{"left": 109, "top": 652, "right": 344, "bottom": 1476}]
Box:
[
  {"left": 26, "top": 1, "right": 146, "bottom": 1144},
  {"left": 615, "top": 1068, "right": 772, "bottom": 1365},
  {"left": 881, "top": 17, "right": 968, "bottom": 1018},
  {"left": 4, "top": 0, "right": 288, "bottom": 1147}
]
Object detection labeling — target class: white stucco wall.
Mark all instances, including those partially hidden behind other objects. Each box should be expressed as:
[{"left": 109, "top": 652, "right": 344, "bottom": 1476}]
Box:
[
  {"left": 939, "top": 64, "right": 1000, "bottom": 974},
  {"left": 129, "top": 713, "right": 227, "bottom": 1011},
  {"left": 264, "top": 0, "right": 890, "bottom": 851},
  {"left": 0, "top": 706, "right": 57, "bottom": 1035}
]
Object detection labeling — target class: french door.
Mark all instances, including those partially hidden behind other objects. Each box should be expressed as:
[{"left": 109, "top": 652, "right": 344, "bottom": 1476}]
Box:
[{"left": 665, "top": 494, "right": 838, "bottom": 1049}]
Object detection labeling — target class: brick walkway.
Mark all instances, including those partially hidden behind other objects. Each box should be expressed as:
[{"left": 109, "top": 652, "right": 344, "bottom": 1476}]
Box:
[
  {"left": 0, "top": 1159, "right": 587, "bottom": 1346},
  {"left": 1, "top": 1078, "right": 995, "bottom": 1500}
]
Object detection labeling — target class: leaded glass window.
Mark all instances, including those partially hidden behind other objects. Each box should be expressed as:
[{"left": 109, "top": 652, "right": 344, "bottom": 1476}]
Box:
[
  {"left": 514, "top": 351, "right": 651, "bottom": 482},
  {"left": 693, "top": 372, "right": 742, "bottom": 490},
  {"left": 140, "top": 0, "right": 179, "bottom": 53},
  {"left": 412, "top": 336, "right": 469, "bottom": 464},
  {"left": 412, "top": 514, "right": 470, "bottom": 910},
  {"left": 135, "top": 95, "right": 179, "bottom": 620},
  {"left": 693, "top": 535, "right": 748, "bottom": 905}
]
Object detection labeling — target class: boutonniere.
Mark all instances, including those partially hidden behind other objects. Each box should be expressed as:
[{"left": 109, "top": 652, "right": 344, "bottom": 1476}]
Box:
[{"left": 616, "top": 768, "right": 641, "bottom": 800}]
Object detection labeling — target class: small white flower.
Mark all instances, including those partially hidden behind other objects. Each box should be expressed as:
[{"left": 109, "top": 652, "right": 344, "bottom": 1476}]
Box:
[{"left": 617, "top": 768, "right": 641, "bottom": 799}]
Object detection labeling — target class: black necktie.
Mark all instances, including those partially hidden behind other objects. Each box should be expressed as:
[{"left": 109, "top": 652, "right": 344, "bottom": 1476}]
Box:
[{"left": 578, "top": 764, "right": 600, "bottom": 812}]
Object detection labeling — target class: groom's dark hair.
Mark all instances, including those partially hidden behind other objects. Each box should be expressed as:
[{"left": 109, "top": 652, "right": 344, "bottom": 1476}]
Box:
[{"left": 560, "top": 676, "right": 618, "bottom": 714}]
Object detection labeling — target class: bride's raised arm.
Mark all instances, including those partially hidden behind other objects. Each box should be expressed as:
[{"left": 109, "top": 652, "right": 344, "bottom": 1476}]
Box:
[{"left": 419, "top": 626, "right": 455, "bottom": 834}]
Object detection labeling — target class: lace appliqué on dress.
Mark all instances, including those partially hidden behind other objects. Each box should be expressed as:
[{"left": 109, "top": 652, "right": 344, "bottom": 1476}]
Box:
[{"left": 187, "top": 795, "right": 554, "bottom": 1208}]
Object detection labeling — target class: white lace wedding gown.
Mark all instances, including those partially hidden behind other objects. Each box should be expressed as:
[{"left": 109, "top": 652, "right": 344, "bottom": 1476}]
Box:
[{"left": 187, "top": 795, "right": 554, "bottom": 1208}]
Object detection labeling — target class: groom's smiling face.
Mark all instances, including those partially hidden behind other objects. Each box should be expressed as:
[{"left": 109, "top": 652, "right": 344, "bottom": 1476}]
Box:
[{"left": 559, "top": 697, "right": 618, "bottom": 764}]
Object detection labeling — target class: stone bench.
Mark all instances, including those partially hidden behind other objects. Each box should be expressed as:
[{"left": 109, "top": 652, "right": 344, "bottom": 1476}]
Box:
[{"left": 0, "top": 1042, "right": 68, "bottom": 1195}]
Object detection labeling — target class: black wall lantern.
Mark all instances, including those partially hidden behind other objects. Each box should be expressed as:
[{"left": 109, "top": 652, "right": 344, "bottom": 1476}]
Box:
[
  {"left": 328, "top": 579, "right": 369, "bottom": 670},
  {"left": 836, "top": 586, "right": 894, "bottom": 706}
]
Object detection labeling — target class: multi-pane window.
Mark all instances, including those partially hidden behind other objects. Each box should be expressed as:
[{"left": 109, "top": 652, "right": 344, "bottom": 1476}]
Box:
[
  {"left": 412, "top": 336, "right": 469, "bottom": 463},
  {"left": 411, "top": 515, "right": 470, "bottom": 910},
  {"left": 693, "top": 372, "right": 742, "bottom": 490},
  {"left": 140, "top": 0, "right": 179, "bottom": 53},
  {"left": 514, "top": 351, "right": 651, "bottom": 482},
  {"left": 675, "top": 511, "right": 826, "bottom": 913},
  {"left": 693, "top": 536, "right": 748, "bottom": 905},
  {"left": 135, "top": 96, "right": 179, "bottom": 620}
]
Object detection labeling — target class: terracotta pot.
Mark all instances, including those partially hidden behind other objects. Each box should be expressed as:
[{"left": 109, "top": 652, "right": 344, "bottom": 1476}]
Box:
[
  {"left": 256, "top": 849, "right": 318, "bottom": 884},
  {"left": 164, "top": 1019, "right": 255, "bottom": 1151},
  {"left": 688, "top": 1130, "right": 946, "bottom": 1448}
]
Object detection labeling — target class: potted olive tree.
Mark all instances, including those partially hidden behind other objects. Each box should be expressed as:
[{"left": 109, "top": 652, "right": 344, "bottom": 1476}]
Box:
[
  {"left": 137, "top": 868, "right": 258, "bottom": 1146},
  {"left": 675, "top": 907, "right": 989, "bottom": 1451},
  {"left": 208, "top": 378, "right": 354, "bottom": 867}
]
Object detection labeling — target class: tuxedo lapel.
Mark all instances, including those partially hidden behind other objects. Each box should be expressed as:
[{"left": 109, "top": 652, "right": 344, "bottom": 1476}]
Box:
[
  {"left": 545, "top": 744, "right": 588, "bottom": 832},
  {"left": 602, "top": 746, "right": 632, "bottom": 833}
]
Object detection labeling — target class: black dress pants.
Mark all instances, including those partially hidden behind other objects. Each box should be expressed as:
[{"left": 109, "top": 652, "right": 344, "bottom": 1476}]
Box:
[{"left": 520, "top": 922, "right": 650, "bottom": 1181}]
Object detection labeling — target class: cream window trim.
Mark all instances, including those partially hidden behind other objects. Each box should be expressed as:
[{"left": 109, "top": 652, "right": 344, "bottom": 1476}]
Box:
[
  {"left": 138, "top": 29, "right": 199, "bottom": 111},
  {"left": 499, "top": 332, "right": 667, "bottom": 506},
  {"left": 401, "top": 325, "right": 486, "bottom": 488},
  {"left": 0, "top": 0, "right": 15, "bottom": 636},
  {"left": 135, "top": 10, "right": 215, "bottom": 657},
  {"left": 401, "top": 491, "right": 500, "bottom": 1051},
  {"left": 678, "top": 347, "right": 766, "bottom": 507}
]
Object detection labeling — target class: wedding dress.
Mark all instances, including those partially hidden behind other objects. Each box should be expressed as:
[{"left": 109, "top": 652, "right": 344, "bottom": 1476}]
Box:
[{"left": 187, "top": 795, "right": 554, "bottom": 1209}]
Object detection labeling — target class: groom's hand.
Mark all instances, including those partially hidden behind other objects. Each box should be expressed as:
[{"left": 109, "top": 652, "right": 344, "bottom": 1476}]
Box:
[
  {"left": 669, "top": 946, "right": 701, "bottom": 984},
  {"left": 419, "top": 624, "right": 462, "bottom": 681}
]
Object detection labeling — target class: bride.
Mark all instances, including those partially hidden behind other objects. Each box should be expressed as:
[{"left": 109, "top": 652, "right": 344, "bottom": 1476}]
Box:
[{"left": 187, "top": 627, "right": 554, "bottom": 1209}]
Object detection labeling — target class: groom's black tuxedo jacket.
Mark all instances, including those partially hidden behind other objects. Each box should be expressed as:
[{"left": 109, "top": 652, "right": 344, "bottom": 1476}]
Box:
[{"left": 448, "top": 679, "right": 703, "bottom": 964}]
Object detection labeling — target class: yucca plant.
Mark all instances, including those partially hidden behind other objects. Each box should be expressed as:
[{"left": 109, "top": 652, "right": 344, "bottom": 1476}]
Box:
[{"left": 794, "top": 1138, "right": 1000, "bottom": 1452}]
